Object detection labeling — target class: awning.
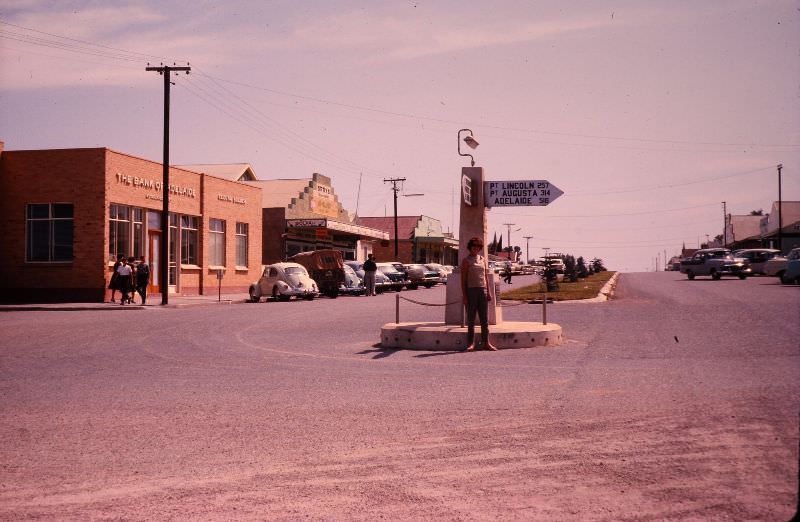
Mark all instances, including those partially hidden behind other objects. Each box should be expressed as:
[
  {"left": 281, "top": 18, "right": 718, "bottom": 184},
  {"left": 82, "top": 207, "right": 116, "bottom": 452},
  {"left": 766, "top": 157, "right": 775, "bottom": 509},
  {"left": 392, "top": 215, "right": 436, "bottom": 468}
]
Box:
[{"left": 286, "top": 218, "right": 389, "bottom": 240}]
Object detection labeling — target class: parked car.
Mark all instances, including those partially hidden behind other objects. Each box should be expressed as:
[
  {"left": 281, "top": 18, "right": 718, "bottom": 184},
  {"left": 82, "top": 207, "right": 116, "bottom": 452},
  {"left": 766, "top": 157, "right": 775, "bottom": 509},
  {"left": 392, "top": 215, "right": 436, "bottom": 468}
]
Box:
[
  {"left": 425, "top": 263, "right": 449, "bottom": 283},
  {"left": 376, "top": 262, "right": 408, "bottom": 291},
  {"left": 763, "top": 248, "right": 800, "bottom": 282},
  {"left": 340, "top": 263, "right": 365, "bottom": 295},
  {"left": 679, "top": 248, "right": 751, "bottom": 280},
  {"left": 249, "top": 262, "right": 319, "bottom": 302},
  {"left": 404, "top": 263, "right": 440, "bottom": 288},
  {"left": 731, "top": 249, "right": 781, "bottom": 275},
  {"left": 345, "top": 261, "right": 388, "bottom": 293},
  {"left": 390, "top": 262, "right": 415, "bottom": 290},
  {"left": 782, "top": 252, "right": 800, "bottom": 285},
  {"left": 289, "top": 249, "right": 345, "bottom": 298}
]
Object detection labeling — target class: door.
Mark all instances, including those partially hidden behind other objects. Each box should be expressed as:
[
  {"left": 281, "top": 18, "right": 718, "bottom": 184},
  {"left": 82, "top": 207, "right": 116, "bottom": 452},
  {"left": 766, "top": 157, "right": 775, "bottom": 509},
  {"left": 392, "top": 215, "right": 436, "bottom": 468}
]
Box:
[{"left": 148, "top": 231, "right": 161, "bottom": 294}]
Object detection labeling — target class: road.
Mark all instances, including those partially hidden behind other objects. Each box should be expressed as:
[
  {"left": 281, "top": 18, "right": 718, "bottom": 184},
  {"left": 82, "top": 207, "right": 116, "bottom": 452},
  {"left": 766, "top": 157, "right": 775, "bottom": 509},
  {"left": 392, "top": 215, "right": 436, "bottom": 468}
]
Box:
[{"left": 0, "top": 273, "right": 798, "bottom": 520}]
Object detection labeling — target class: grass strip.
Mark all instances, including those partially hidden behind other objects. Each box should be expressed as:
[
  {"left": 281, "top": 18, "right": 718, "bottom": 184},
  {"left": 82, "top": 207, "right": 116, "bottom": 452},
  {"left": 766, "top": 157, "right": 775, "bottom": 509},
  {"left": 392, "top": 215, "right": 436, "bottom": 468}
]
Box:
[{"left": 501, "top": 271, "right": 617, "bottom": 302}]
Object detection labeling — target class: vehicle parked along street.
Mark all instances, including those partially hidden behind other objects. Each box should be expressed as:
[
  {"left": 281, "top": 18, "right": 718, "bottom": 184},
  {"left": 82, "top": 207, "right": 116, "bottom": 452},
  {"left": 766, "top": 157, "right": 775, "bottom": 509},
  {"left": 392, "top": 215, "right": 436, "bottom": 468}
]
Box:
[
  {"left": 289, "top": 249, "right": 345, "bottom": 298},
  {"left": 249, "top": 263, "right": 319, "bottom": 302},
  {"left": 404, "top": 263, "right": 439, "bottom": 289},
  {"left": 731, "top": 249, "right": 781, "bottom": 275},
  {"left": 376, "top": 262, "right": 408, "bottom": 291},
  {"left": 680, "top": 248, "right": 751, "bottom": 280}
]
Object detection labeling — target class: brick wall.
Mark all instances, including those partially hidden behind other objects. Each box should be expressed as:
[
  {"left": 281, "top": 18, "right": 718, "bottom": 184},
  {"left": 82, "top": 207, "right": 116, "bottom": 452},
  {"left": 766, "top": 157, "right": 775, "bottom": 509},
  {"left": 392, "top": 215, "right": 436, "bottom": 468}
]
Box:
[
  {"left": 0, "top": 147, "right": 264, "bottom": 302},
  {"left": 0, "top": 148, "right": 107, "bottom": 302},
  {"left": 200, "top": 174, "right": 263, "bottom": 294},
  {"left": 262, "top": 207, "right": 287, "bottom": 264}
]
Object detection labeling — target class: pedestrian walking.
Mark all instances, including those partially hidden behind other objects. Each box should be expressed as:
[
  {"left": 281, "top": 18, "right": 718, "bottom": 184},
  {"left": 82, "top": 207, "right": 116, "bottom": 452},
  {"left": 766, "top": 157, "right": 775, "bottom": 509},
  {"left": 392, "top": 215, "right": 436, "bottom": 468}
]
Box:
[
  {"left": 135, "top": 255, "right": 150, "bottom": 305},
  {"left": 460, "top": 237, "right": 499, "bottom": 351},
  {"left": 504, "top": 261, "right": 513, "bottom": 284},
  {"left": 116, "top": 257, "right": 133, "bottom": 305},
  {"left": 363, "top": 254, "right": 377, "bottom": 296},
  {"left": 108, "top": 254, "right": 124, "bottom": 302}
]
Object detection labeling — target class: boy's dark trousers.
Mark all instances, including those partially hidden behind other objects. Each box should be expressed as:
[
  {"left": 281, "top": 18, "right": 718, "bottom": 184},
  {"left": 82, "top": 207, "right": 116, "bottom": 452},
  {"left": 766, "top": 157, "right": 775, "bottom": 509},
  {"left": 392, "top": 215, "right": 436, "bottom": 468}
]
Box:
[{"left": 136, "top": 285, "right": 147, "bottom": 305}]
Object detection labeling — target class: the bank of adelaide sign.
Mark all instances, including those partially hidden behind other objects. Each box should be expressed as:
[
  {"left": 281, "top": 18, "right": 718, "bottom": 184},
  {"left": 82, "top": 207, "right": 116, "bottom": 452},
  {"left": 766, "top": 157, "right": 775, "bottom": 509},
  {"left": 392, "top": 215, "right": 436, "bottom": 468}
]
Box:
[{"left": 115, "top": 172, "right": 196, "bottom": 198}]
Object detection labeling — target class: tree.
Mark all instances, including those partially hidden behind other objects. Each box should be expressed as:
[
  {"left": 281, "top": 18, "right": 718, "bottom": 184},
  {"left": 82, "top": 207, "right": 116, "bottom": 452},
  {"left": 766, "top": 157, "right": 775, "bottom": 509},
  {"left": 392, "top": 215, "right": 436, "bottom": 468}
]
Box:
[
  {"left": 749, "top": 209, "right": 763, "bottom": 216},
  {"left": 591, "top": 258, "right": 607, "bottom": 272},
  {"left": 577, "top": 256, "right": 589, "bottom": 278},
  {"left": 564, "top": 255, "right": 577, "bottom": 282},
  {"left": 495, "top": 234, "right": 503, "bottom": 254},
  {"left": 489, "top": 232, "right": 498, "bottom": 254}
]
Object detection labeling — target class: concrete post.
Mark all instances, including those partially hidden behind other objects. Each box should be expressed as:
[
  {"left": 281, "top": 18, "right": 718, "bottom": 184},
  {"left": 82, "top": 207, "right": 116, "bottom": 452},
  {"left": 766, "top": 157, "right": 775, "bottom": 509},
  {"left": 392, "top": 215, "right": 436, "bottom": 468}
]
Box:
[{"left": 445, "top": 167, "right": 502, "bottom": 325}]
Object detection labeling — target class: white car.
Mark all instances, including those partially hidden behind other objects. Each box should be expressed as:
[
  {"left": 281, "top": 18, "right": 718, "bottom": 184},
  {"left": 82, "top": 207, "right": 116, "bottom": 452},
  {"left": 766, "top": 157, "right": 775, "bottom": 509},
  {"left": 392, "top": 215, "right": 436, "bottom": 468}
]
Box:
[{"left": 249, "top": 262, "right": 319, "bottom": 302}]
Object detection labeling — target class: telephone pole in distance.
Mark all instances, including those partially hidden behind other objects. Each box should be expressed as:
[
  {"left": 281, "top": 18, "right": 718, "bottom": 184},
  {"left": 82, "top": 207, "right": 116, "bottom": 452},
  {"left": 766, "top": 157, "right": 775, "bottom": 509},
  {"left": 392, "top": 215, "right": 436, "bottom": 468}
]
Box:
[
  {"left": 384, "top": 178, "right": 406, "bottom": 258},
  {"left": 146, "top": 63, "right": 190, "bottom": 305}
]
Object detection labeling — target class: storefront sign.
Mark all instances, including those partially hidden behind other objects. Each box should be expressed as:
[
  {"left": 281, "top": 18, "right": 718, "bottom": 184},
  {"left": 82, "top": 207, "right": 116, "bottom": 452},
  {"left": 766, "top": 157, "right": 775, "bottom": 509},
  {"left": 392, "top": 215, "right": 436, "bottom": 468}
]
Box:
[
  {"left": 115, "top": 172, "right": 196, "bottom": 198},
  {"left": 217, "top": 194, "right": 247, "bottom": 205},
  {"left": 286, "top": 218, "right": 327, "bottom": 228}
]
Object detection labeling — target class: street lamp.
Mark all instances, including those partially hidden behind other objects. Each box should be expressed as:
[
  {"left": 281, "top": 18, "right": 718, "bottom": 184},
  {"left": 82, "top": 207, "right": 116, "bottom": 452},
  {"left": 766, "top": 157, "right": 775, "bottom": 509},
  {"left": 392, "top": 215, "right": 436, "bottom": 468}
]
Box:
[{"left": 458, "top": 129, "right": 479, "bottom": 166}]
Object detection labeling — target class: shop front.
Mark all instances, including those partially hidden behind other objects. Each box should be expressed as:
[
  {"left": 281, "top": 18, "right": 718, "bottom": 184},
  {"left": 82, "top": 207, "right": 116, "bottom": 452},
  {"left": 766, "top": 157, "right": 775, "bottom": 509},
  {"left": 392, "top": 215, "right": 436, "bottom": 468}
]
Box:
[{"left": 0, "top": 145, "right": 262, "bottom": 303}]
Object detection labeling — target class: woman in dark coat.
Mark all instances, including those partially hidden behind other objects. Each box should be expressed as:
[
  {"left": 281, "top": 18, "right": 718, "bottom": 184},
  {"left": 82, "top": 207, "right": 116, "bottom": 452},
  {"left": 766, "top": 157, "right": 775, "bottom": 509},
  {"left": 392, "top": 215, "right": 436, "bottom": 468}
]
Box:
[{"left": 108, "top": 254, "right": 124, "bottom": 302}]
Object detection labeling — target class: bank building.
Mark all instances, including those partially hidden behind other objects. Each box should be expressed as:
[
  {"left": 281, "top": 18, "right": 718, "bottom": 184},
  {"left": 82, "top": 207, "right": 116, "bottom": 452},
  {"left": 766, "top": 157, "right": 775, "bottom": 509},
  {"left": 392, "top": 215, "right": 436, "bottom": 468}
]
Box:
[{"left": 0, "top": 142, "right": 391, "bottom": 303}]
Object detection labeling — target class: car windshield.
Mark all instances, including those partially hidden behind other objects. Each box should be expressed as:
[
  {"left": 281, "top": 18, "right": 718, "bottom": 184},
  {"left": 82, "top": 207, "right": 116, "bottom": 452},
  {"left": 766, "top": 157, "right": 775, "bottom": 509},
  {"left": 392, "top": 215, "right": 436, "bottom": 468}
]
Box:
[
  {"left": 284, "top": 266, "right": 307, "bottom": 276},
  {"left": 347, "top": 262, "right": 363, "bottom": 271},
  {"left": 378, "top": 265, "right": 400, "bottom": 274},
  {"left": 343, "top": 265, "right": 356, "bottom": 276},
  {"left": 788, "top": 250, "right": 800, "bottom": 261}
]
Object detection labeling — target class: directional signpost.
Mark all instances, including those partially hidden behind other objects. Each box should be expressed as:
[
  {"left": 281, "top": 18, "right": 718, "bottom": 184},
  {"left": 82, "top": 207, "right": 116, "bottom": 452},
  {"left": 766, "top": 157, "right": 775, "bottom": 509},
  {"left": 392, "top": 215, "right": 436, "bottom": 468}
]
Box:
[{"left": 484, "top": 180, "right": 564, "bottom": 207}]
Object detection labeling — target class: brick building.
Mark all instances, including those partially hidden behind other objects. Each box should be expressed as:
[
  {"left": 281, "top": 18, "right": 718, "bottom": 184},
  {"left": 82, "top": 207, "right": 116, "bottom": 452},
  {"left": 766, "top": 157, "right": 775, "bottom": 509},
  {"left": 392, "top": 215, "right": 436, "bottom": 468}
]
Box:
[
  {"left": 245, "top": 173, "right": 388, "bottom": 263},
  {"left": 355, "top": 215, "right": 459, "bottom": 265},
  {"left": 0, "top": 144, "right": 262, "bottom": 302}
]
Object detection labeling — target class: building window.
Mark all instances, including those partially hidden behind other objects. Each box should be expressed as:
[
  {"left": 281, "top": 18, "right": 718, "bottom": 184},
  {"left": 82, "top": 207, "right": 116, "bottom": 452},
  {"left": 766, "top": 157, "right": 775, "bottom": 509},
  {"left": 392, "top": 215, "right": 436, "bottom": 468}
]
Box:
[
  {"left": 109, "top": 204, "right": 131, "bottom": 260},
  {"left": 181, "top": 216, "right": 199, "bottom": 265},
  {"left": 209, "top": 218, "right": 226, "bottom": 266},
  {"left": 27, "top": 203, "right": 74, "bottom": 262},
  {"left": 133, "top": 208, "right": 144, "bottom": 259},
  {"left": 235, "top": 222, "right": 248, "bottom": 267}
]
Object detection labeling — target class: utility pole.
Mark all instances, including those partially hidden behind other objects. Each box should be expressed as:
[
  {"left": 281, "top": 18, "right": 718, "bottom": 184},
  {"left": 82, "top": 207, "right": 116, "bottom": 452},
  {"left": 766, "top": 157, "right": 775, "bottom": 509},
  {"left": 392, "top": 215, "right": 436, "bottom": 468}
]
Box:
[
  {"left": 777, "top": 164, "right": 783, "bottom": 252},
  {"left": 722, "top": 201, "right": 727, "bottom": 247},
  {"left": 384, "top": 178, "right": 406, "bottom": 258},
  {"left": 523, "top": 236, "right": 533, "bottom": 264},
  {"left": 146, "top": 62, "right": 190, "bottom": 305},
  {"left": 502, "top": 223, "right": 516, "bottom": 259}
]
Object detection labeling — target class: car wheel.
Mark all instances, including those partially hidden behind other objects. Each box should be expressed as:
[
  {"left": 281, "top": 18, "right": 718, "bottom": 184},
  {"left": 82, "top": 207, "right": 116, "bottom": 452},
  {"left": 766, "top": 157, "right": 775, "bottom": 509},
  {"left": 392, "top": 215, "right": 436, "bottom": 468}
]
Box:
[
  {"left": 687, "top": 271, "right": 695, "bottom": 280},
  {"left": 711, "top": 270, "right": 721, "bottom": 280},
  {"left": 327, "top": 290, "right": 338, "bottom": 298},
  {"left": 777, "top": 271, "right": 787, "bottom": 284},
  {"left": 249, "top": 287, "right": 260, "bottom": 303},
  {"left": 408, "top": 284, "right": 418, "bottom": 290},
  {"left": 272, "top": 286, "right": 286, "bottom": 301},
  {"left": 780, "top": 273, "right": 792, "bottom": 285},
  {"left": 738, "top": 274, "right": 747, "bottom": 280},
  {"left": 424, "top": 283, "right": 434, "bottom": 288},
  {"left": 304, "top": 294, "right": 315, "bottom": 300}
]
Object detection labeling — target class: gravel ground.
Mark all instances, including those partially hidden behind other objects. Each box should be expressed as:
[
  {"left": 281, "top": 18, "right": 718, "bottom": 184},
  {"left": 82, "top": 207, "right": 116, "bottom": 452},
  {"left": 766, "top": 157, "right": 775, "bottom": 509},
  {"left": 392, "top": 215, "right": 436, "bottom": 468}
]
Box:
[{"left": 0, "top": 273, "right": 797, "bottom": 520}]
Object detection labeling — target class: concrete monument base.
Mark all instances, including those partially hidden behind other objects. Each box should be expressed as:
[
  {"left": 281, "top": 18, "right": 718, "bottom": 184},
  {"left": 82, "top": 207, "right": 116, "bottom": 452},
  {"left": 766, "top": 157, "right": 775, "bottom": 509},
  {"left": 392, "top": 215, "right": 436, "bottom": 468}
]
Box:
[{"left": 380, "top": 321, "right": 563, "bottom": 351}]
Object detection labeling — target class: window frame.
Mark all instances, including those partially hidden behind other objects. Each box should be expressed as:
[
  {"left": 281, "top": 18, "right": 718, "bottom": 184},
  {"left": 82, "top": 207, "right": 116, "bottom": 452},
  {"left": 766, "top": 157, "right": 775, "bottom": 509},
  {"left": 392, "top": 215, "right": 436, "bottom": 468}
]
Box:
[
  {"left": 26, "top": 203, "right": 74, "bottom": 263},
  {"left": 208, "top": 218, "right": 226, "bottom": 266},
  {"left": 235, "top": 222, "right": 248, "bottom": 267}
]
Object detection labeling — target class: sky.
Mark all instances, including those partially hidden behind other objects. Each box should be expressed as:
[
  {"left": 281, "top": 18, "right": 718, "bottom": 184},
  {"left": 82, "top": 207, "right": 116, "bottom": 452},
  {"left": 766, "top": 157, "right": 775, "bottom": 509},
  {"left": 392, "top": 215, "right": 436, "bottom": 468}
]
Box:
[{"left": 1, "top": 0, "right": 798, "bottom": 271}]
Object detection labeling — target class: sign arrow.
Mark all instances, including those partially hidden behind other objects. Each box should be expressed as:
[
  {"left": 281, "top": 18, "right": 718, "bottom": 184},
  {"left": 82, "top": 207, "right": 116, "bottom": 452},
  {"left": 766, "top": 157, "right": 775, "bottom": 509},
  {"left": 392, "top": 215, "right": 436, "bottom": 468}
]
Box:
[{"left": 484, "top": 180, "right": 564, "bottom": 207}]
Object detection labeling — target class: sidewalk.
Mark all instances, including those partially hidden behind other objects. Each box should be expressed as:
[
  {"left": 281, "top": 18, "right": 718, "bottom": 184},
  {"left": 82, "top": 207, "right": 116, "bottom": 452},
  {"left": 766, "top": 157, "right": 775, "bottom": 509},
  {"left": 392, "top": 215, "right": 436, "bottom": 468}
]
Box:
[{"left": 0, "top": 292, "right": 252, "bottom": 312}]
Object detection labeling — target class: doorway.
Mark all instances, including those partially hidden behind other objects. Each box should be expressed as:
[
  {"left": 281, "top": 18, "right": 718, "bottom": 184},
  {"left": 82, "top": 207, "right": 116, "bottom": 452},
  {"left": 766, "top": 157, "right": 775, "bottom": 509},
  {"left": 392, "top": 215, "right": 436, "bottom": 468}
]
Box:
[{"left": 148, "top": 231, "right": 161, "bottom": 294}]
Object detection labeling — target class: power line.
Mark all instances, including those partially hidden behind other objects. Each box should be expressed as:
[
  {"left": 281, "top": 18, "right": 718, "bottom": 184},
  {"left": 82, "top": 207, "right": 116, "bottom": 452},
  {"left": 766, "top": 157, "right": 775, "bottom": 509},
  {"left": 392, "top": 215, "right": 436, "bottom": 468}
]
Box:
[
  {"left": 568, "top": 165, "right": 776, "bottom": 196},
  {"left": 3, "top": 19, "right": 797, "bottom": 150},
  {"left": 492, "top": 202, "right": 720, "bottom": 218}
]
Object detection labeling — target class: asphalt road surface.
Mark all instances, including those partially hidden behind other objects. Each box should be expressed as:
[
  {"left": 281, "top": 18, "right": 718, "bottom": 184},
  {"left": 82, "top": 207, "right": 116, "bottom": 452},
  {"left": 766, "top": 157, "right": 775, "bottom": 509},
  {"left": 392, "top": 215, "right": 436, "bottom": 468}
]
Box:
[{"left": 1, "top": 273, "right": 798, "bottom": 520}]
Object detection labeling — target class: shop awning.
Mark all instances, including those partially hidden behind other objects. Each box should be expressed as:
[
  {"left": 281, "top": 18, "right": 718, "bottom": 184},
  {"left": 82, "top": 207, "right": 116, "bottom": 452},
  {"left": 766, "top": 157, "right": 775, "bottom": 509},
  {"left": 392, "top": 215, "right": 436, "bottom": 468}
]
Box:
[{"left": 286, "top": 218, "right": 389, "bottom": 240}]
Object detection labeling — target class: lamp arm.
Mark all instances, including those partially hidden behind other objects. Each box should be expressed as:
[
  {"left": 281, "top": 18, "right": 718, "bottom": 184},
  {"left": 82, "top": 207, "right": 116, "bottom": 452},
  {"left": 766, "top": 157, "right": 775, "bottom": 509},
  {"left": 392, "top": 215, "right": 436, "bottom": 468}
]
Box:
[{"left": 457, "top": 128, "right": 475, "bottom": 166}]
